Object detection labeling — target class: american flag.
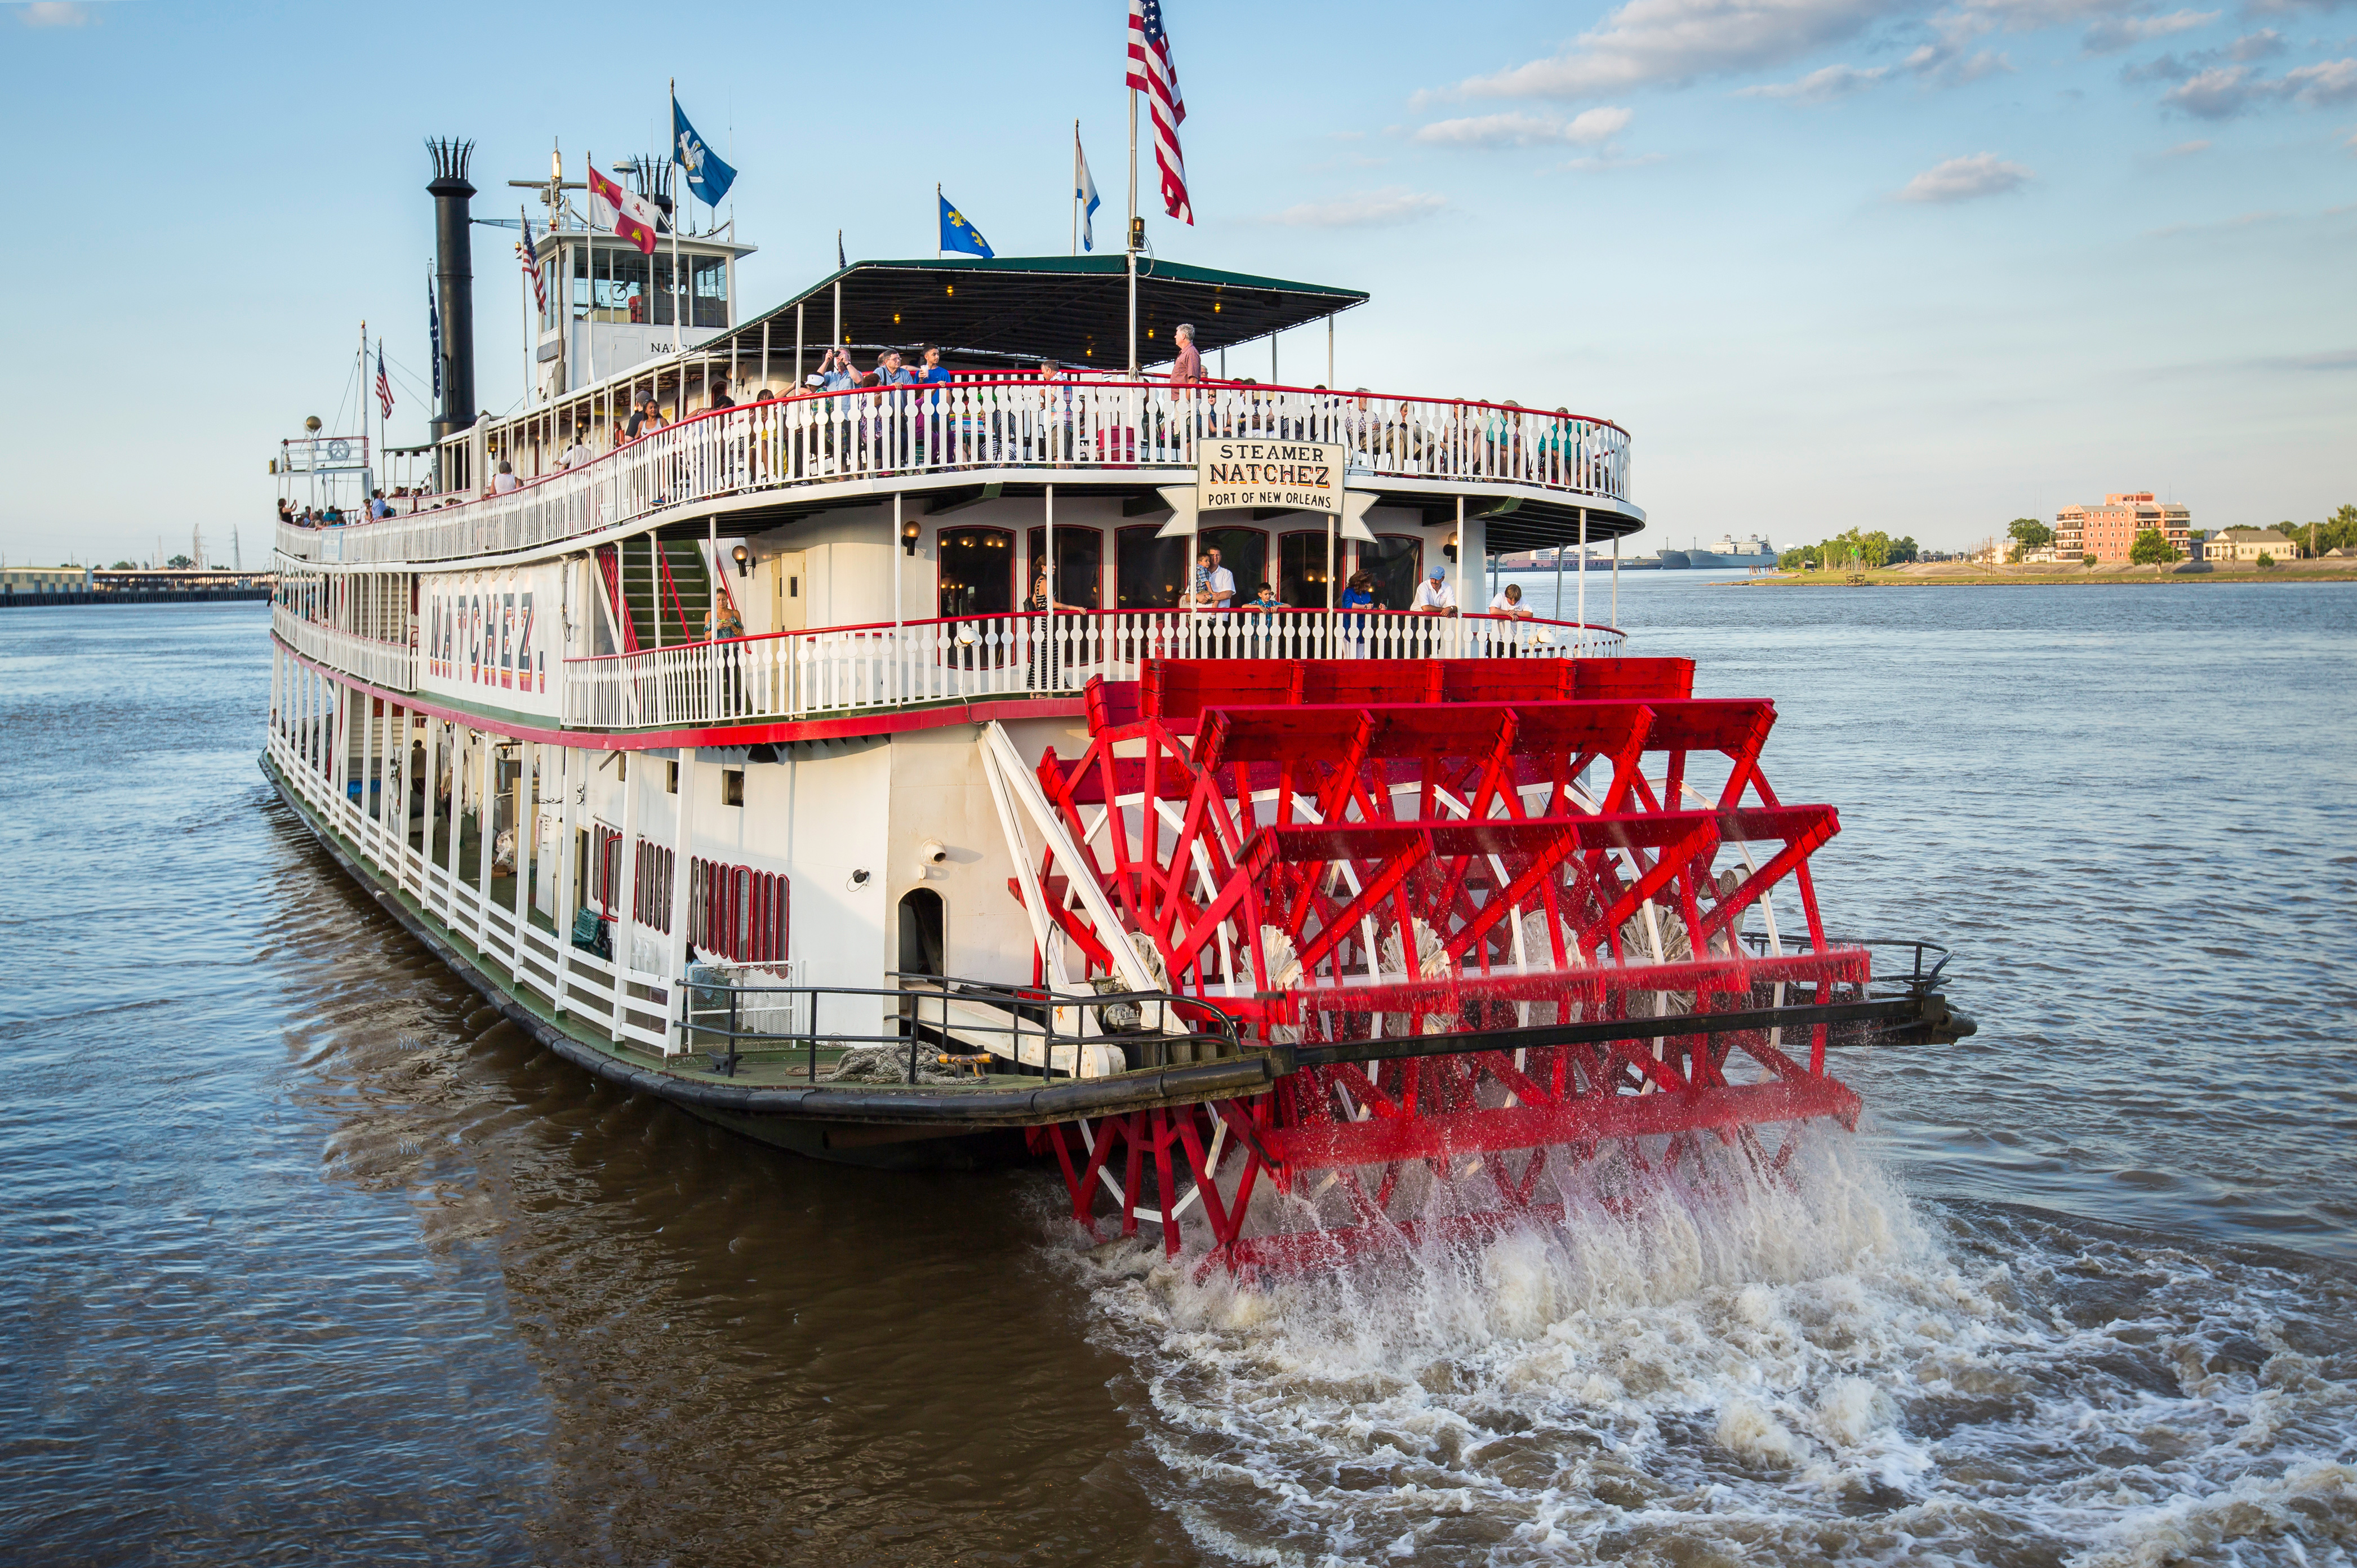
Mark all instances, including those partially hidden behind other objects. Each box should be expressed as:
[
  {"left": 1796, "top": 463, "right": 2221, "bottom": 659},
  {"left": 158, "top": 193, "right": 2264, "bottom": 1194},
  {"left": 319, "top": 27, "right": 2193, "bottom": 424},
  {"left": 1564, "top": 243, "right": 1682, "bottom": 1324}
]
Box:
[
  {"left": 375, "top": 345, "right": 394, "bottom": 418},
  {"left": 1127, "top": 0, "right": 1192, "bottom": 225},
  {"left": 516, "top": 209, "right": 546, "bottom": 314}
]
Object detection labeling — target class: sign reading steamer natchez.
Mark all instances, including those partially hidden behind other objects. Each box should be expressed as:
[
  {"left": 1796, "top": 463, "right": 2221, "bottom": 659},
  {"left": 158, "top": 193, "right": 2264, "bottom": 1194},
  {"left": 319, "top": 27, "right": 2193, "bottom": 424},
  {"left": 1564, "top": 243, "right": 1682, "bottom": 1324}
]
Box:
[
  {"left": 419, "top": 564, "right": 567, "bottom": 718},
  {"left": 1197, "top": 439, "right": 1345, "bottom": 514}
]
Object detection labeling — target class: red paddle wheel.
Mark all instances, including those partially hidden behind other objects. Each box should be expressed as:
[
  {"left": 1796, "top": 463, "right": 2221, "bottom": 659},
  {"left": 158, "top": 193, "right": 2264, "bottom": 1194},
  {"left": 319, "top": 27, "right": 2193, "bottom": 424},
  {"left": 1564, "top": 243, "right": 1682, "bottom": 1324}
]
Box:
[{"left": 1007, "top": 657, "right": 1937, "bottom": 1272}]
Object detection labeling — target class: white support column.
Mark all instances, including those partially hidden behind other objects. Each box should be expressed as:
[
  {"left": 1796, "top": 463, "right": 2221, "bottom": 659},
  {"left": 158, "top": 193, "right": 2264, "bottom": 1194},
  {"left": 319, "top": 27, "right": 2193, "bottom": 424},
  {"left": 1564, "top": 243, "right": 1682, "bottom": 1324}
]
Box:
[
  {"left": 444, "top": 727, "right": 467, "bottom": 926},
  {"left": 553, "top": 744, "right": 580, "bottom": 1015},
  {"left": 357, "top": 692, "right": 377, "bottom": 870},
  {"left": 613, "top": 750, "right": 641, "bottom": 1044},
  {"left": 331, "top": 679, "right": 349, "bottom": 812},
  {"left": 1577, "top": 507, "right": 1588, "bottom": 653},
  {"left": 664, "top": 746, "right": 698, "bottom": 1053},
  {"left": 475, "top": 731, "right": 497, "bottom": 957},
  {"left": 512, "top": 740, "right": 535, "bottom": 986},
  {"left": 1612, "top": 533, "right": 1620, "bottom": 636},
  {"left": 421, "top": 720, "right": 442, "bottom": 915}
]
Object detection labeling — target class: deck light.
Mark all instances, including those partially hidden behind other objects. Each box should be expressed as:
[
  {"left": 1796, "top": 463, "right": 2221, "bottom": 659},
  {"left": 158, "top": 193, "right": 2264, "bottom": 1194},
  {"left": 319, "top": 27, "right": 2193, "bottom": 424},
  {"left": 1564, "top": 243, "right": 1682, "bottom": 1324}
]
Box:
[
  {"left": 731, "top": 544, "right": 750, "bottom": 577},
  {"left": 902, "top": 521, "right": 921, "bottom": 555}
]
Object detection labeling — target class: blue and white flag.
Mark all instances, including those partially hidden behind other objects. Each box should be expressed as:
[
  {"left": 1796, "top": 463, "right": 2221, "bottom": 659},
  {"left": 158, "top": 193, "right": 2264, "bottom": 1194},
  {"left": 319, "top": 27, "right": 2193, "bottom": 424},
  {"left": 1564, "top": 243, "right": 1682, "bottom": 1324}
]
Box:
[
  {"left": 1075, "top": 133, "right": 1101, "bottom": 252},
  {"left": 939, "top": 191, "right": 993, "bottom": 259},
  {"left": 671, "top": 93, "right": 738, "bottom": 206}
]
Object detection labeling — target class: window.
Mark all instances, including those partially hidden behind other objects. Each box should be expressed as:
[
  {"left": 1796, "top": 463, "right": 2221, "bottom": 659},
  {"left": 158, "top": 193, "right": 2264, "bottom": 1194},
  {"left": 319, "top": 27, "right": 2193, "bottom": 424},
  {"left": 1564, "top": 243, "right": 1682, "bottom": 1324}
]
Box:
[
  {"left": 690, "top": 858, "right": 788, "bottom": 962},
  {"left": 1198, "top": 527, "right": 1268, "bottom": 604},
  {"left": 633, "top": 841, "right": 673, "bottom": 933},
  {"left": 1360, "top": 535, "right": 1424, "bottom": 611},
  {"left": 1278, "top": 531, "right": 1333, "bottom": 608},
  {"left": 1025, "top": 526, "right": 1103, "bottom": 611},
  {"left": 1116, "top": 526, "right": 1190, "bottom": 609},
  {"left": 938, "top": 527, "right": 1015, "bottom": 618},
  {"left": 721, "top": 769, "right": 744, "bottom": 808},
  {"left": 691, "top": 256, "right": 728, "bottom": 328},
  {"left": 665, "top": 760, "right": 679, "bottom": 795},
  {"left": 592, "top": 825, "right": 622, "bottom": 914}
]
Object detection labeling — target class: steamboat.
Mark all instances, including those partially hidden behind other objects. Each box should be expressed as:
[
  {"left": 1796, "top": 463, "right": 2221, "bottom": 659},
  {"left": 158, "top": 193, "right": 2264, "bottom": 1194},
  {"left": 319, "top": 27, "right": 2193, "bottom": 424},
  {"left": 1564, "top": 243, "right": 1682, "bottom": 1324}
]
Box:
[{"left": 265, "top": 141, "right": 1968, "bottom": 1270}]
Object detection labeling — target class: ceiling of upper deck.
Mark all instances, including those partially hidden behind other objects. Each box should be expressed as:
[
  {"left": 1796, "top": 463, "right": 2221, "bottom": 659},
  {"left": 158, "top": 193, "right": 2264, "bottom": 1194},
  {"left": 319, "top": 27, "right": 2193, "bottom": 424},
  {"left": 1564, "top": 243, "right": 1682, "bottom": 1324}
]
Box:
[{"left": 706, "top": 256, "right": 1369, "bottom": 375}]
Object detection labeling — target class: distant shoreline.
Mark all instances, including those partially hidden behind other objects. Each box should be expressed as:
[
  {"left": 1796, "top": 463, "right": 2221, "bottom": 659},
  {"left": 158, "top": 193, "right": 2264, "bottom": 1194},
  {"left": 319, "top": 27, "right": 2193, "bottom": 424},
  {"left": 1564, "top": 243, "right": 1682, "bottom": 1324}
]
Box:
[{"left": 1729, "top": 565, "right": 2357, "bottom": 588}]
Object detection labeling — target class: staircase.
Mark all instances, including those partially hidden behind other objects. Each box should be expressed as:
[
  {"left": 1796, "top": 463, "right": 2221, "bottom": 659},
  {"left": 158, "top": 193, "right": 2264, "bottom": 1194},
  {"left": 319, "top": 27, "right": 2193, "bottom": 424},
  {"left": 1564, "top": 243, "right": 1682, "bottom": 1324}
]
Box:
[{"left": 609, "top": 534, "right": 726, "bottom": 650}]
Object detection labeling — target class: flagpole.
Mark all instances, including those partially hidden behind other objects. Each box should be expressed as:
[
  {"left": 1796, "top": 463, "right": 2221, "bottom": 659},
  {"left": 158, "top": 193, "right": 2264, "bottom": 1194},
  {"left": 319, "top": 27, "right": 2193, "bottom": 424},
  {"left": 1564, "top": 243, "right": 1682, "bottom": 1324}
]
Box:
[
  {"left": 1126, "top": 86, "right": 1139, "bottom": 376},
  {"left": 519, "top": 206, "right": 533, "bottom": 412},
  {"left": 1072, "top": 123, "right": 1080, "bottom": 257},
  {"left": 669, "top": 81, "right": 683, "bottom": 369},
  {"left": 938, "top": 182, "right": 944, "bottom": 260}
]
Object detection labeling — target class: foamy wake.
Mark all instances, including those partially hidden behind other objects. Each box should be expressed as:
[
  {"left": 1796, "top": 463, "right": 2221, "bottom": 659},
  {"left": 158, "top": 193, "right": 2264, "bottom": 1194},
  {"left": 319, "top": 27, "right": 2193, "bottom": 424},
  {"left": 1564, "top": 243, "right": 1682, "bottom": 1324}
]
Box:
[{"left": 1049, "top": 1133, "right": 2357, "bottom": 1566}]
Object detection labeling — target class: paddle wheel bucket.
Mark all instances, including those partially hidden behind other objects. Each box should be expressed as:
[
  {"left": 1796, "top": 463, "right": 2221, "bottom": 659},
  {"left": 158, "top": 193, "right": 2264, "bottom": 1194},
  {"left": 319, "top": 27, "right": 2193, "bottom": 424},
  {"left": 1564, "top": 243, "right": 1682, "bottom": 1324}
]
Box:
[{"left": 979, "top": 657, "right": 1968, "bottom": 1272}]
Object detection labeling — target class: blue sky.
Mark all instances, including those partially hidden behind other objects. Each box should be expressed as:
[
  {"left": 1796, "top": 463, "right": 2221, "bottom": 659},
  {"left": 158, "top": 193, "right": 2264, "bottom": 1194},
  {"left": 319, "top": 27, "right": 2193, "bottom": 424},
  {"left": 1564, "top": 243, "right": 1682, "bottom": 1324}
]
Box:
[{"left": 0, "top": 0, "right": 2349, "bottom": 565}]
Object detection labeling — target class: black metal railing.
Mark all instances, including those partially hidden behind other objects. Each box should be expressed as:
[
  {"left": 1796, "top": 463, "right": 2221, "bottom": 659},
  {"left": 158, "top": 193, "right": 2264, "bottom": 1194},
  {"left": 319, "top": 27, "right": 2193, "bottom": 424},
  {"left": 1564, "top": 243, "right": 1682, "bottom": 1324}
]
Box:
[{"left": 674, "top": 969, "right": 1244, "bottom": 1083}]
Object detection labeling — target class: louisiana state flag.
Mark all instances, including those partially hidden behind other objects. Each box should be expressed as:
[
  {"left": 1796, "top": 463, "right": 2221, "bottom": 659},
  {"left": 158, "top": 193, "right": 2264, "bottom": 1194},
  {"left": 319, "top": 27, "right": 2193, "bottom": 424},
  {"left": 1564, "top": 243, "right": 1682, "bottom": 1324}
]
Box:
[{"left": 939, "top": 193, "right": 993, "bottom": 259}]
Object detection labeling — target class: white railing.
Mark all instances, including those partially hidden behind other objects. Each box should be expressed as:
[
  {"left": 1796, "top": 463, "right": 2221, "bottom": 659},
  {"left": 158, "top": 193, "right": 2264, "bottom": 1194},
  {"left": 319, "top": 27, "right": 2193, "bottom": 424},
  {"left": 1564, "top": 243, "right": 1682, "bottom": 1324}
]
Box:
[
  {"left": 275, "top": 379, "right": 1633, "bottom": 569},
  {"left": 263, "top": 715, "right": 671, "bottom": 1056},
  {"left": 273, "top": 602, "right": 417, "bottom": 691},
  {"left": 564, "top": 608, "right": 1624, "bottom": 729}
]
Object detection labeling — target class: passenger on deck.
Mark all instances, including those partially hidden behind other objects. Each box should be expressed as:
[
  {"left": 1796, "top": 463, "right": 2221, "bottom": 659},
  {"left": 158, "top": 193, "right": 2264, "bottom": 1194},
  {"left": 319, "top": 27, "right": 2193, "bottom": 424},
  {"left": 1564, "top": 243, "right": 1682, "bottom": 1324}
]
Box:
[
  {"left": 276, "top": 498, "right": 293, "bottom": 527},
  {"left": 704, "top": 602, "right": 744, "bottom": 640},
  {"left": 816, "top": 348, "right": 861, "bottom": 391},
  {"left": 707, "top": 376, "right": 736, "bottom": 412},
  {"left": 874, "top": 351, "right": 914, "bottom": 387},
  {"left": 560, "top": 430, "right": 593, "bottom": 469},
  {"left": 1169, "top": 323, "right": 1202, "bottom": 385},
  {"left": 1488, "top": 582, "right": 1534, "bottom": 618},
  {"left": 1239, "top": 581, "right": 1286, "bottom": 612},
  {"left": 1202, "top": 547, "right": 1235, "bottom": 609},
  {"left": 369, "top": 489, "right": 392, "bottom": 519},
  {"left": 1411, "top": 565, "right": 1457, "bottom": 616},
  {"left": 624, "top": 391, "right": 664, "bottom": 440},
  {"left": 491, "top": 461, "right": 519, "bottom": 495},
  {"left": 917, "top": 345, "right": 950, "bottom": 389}
]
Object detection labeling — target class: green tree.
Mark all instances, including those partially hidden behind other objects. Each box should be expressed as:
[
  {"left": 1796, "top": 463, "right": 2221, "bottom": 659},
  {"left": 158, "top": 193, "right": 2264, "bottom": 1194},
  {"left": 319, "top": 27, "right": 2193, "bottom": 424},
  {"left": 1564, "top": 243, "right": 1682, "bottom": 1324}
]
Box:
[
  {"left": 2129, "top": 528, "right": 2176, "bottom": 565},
  {"left": 2082, "top": 553, "right": 2097, "bottom": 567},
  {"left": 166, "top": 554, "right": 193, "bottom": 569},
  {"left": 2007, "top": 517, "right": 2053, "bottom": 550},
  {"left": 1888, "top": 535, "right": 1919, "bottom": 564},
  {"left": 2305, "top": 504, "right": 2357, "bottom": 555},
  {"left": 1858, "top": 531, "right": 1892, "bottom": 568},
  {"left": 110, "top": 560, "right": 136, "bottom": 570}
]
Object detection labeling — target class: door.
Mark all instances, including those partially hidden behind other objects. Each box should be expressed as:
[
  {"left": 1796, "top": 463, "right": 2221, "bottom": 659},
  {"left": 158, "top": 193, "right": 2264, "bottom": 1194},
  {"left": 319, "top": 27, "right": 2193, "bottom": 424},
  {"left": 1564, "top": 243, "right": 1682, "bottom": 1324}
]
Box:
[{"left": 770, "top": 549, "right": 806, "bottom": 634}]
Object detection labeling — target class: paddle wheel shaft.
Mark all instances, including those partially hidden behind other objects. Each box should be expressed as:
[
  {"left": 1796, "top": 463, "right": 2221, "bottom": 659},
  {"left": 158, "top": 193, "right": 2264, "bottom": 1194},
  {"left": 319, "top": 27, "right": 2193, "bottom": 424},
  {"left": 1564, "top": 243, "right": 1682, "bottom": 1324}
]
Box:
[{"left": 1000, "top": 657, "right": 1972, "bottom": 1271}]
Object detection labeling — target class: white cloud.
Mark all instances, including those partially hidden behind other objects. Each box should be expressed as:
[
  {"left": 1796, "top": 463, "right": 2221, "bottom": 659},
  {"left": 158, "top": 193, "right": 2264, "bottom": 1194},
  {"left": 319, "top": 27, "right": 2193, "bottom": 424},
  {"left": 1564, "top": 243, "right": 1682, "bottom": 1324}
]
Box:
[
  {"left": 2162, "top": 55, "right": 2357, "bottom": 114},
  {"left": 1415, "top": 108, "right": 1634, "bottom": 146},
  {"left": 2163, "top": 63, "right": 2269, "bottom": 112},
  {"left": 1563, "top": 151, "right": 1671, "bottom": 170},
  {"left": 2283, "top": 56, "right": 2357, "bottom": 101},
  {"left": 2083, "top": 7, "right": 2216, "bottom": 51},
  {"left": 1261, "top": 188, "right": 1447, "bottom": 228},
  {"left": 1429, "top": 0, "right": 1902, "bottom": 100},
  {"left": 1895, "top": 151, "right": 2035, "bottom": 199},
  {"left": 1735, "top": 62, "right": 1893, "bottom": 97},
  {"left": 17, "top": 1, "right": 91, "bottom": 23}
]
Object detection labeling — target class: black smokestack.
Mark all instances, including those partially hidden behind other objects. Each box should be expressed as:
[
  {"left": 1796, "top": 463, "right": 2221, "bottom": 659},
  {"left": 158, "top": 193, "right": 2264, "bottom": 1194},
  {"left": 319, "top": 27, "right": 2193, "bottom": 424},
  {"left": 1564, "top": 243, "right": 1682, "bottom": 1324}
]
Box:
[{"left": 426, "top": 138, "right": 477, "bottom": 443}]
